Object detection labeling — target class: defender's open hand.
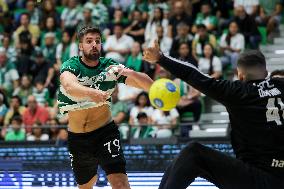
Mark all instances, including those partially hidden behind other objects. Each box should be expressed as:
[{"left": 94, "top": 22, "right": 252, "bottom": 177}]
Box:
[{"left": 143, "top": 40, "right": 161, "bottom": 64}]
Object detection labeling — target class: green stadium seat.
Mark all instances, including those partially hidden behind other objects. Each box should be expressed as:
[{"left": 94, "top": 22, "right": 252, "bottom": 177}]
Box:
[{"left": 258, "top": 26, "right": 267, "bottom": 45}]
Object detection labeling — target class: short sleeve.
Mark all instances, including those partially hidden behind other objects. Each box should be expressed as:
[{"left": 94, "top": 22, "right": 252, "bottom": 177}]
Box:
[{"left": 60, "top": 58, "right": 80, "bottom": 76}]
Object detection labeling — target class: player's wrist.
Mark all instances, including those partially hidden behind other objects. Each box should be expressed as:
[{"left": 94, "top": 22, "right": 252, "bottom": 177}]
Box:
[{"left": 157, "top": 51, "right": 163, "bottom": 62}]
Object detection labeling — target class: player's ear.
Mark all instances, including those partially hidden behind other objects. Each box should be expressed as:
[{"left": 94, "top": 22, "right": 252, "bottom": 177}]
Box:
[
  {"left": 237, "top": 67, "right": 244, "bottom": 81},
  {"left": 79, "top": 42, "right": 83, "bottom": 51}
]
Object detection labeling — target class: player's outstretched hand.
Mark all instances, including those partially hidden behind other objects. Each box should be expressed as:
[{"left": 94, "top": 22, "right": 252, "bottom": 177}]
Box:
[{"left": 143, "top": 39, "right": 161, "bottom": 64}]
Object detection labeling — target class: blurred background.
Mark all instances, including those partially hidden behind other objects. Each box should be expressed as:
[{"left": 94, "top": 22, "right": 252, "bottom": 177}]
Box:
[{"left": 0, "top": 0, "right": 283, "bottom": 188}]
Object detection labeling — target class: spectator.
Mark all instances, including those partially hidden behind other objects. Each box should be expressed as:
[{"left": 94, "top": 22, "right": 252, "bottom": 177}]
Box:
[
  {"left": 25, "top": 0, "right": 40, "bottom": 25},
  {"left": 168, "top": 0, "right": 192, "bottom": 17},
  {"left": 26, "top": 123, "right": 49, "bottom": 141},
  {"left": 0, "top": 48, "right": 20, "bottom": 94},
  {"left": 110, "top": 0, "right": 133, "bottom": 13},
  {"left": 4, "top": 115, "right": 25, "bottom": 141},
  {"left": 124, "top": 9, "right": 146, "bottom": 44},
  {"left": 4, "top": 95, "right": 25, "bottom": 126},
  {"left": 150, "top": 25, "right": 172, "bottom": 55},
  {"left": 77, "top": 7, "right": 95, "bottom": 32},
  {"left": 40, "top": 0, "right": 60, "bottom": 29},
  {"left": 128, "top": 0, "right": 148, "bottom": 21},
  {"left": 47, "top": 118, "right": 60, "bottom": 141},
  {"left": 129, "top": 91, "right": 154, "bottom": 126},
  {"left": 41, "top": 32, "right": 57, "bottom": 65},
  {"left": 234, "top": 6, "right": 261, "bottom": 49},
  {"left": 41, "top": 16, "right": 62, "bottom": 45},
  {"left": 105, "top": 7, "right": 129, "bottom": 37},
  {"left": 14, "top": 13, "right": 40, "bottom": 47},
  {"left": 132, "top": 112, "right": 154, "bottom": 138},
  {"left": 176, "top": 42, "right": 197, "bottom": 67},
  {"left": 83, "top": 0, "right": 109, "bottom": 29},
  {"left": 60, "top": 0, "right": 81, "bottom": 30},
  {"left": 147, "top": 0, "right": 170, "bottom": 19},
  {"left": 168, "top": 0, "right": 193, "bottom": 38},
  {"left": 194, "top": 2, "right": 218, "bottom": 33},
  {"left": 104, "top": 23, "right": 134, "bottom": 63},
  {"left": 55, "top": 128, "right": 68, "bottom": 145},
  {"left": 111, "top": 87, "right": 129, "bottom": 139},
  {"left": 213, "top": 0, "right": 232, "bottom": 32},
  {"left": 22, "top": 95, "right": 49, "bottom": 134},
  {"left": 151, "top": 108, "right": 179, "bottom": 138},
  {"left": 144, "top": 7, "right": 168, "bottom": 48},
  {"left": 0, "top": 34, "right": 17, "bottom": 63},
  {"left": 174, "top": 78, "right": 202, "bottom": 133},
  {"left": 198, "top": 43, "right": 222, "bottom": 79},
  {"left": 192, "top": 24, "right": 217, "bottom": 61},
  {"left": 234, "top": 0, "right": 259, "bottom": 16},
  {"left": 0, "top": 11, "right": 13, "bottom": 35},
  {"left": 117, "top": 82, "right": 143, "bottom": 106},
  {"left": 220, "top": 21, "right": 245, "bottom": 70},
  {"left": 15, "top": 31, "right": 35, "bottom": 77},
  {"left": 32, "top": 79, "right": 50, "bottom": 107},
  {"left": 55, "top": 29, "right": 78, "bottom": 66},
  {"left": 13, "top": 75, "right": 33, "bottom": 106},
  {"left": 125, "top": 41, "right": 143, "bottom": 71},
  {"left": 49, "top": 101, "right": 69, "bottom": 125},
  {"left": 256, "top": 0, "right": 283, "bottom": 41},
  {"left": 0, "top": 0, "right": 8, "bottom": 17},
  {"left": 170, "top": 22, "right": 193, "bottom": 58},
  {"left": 30, "top": 49, "right": 55, "bottom": 89},
  {"left": 0, "top": 93, "right": 7, "bottom": 126},
  {"left": 111, "top": 87, "right": 129, "bottom": 125}
]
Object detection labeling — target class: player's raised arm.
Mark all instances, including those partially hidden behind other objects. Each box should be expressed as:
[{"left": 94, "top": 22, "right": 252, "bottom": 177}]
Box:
[
  {"left": 143, "top": 40, "right": 244, "bottom": 105},
  {"left": 106, "top": 64, "right": 153, "bottom": 92},
  {"left": 60, "top": 71, "right": 109, "bottom": 103}
]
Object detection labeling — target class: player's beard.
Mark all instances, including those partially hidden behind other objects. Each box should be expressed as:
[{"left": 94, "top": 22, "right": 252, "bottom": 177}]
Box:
[{"left": 83, "top": 49, "right": 101, "bottom": 61}]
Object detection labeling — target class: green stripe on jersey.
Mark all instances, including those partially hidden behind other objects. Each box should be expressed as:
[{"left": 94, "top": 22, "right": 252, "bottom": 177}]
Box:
[{"left": 58, "top": 56, "right": 126, "bottom": 114}]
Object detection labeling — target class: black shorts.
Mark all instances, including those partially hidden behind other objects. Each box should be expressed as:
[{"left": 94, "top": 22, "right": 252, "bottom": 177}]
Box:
[{"left": 68, "top": 121, "right": 126, "bottom": 185}]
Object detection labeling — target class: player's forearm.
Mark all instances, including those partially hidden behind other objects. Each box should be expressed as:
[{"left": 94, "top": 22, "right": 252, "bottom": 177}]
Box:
[
  {"left": 158, "top": 54, "right": 210, "bottom": 89},
  {"left": 62, "top": 81, "right": 94, "bottom": 100},
  {"left": 126, "top": 71, "right": 153, "bottom": 92}
]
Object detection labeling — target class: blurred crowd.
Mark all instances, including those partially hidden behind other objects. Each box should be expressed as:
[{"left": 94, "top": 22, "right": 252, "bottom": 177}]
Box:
[{"left": 0, "top": 0, "right": 283, "bottom": 141}]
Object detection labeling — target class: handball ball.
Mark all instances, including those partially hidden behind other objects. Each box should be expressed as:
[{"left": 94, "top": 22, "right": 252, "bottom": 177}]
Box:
[{"left": 149, "top": 79, "right": 180, "bottom": 111}]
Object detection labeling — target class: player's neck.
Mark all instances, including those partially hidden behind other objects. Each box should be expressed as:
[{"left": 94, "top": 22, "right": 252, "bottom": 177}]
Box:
[{"left": 81, "top": 56, "right": 99, "bottom": 67}]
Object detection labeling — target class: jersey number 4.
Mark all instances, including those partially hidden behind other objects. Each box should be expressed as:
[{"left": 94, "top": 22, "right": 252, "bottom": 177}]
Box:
[{"left": 266, "top": 98, "right": 284, "bottom": 125}]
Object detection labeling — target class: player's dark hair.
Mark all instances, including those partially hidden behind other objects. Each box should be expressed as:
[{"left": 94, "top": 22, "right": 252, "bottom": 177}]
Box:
[
  {"left": 237, "top": 50, "right": 267, "bottom": 81},
  {"left": 237, "top": 50, "right": 266, "bottom": 68},
  {"left": 77, "top": 26, "right": 102, "bottom": 42}
]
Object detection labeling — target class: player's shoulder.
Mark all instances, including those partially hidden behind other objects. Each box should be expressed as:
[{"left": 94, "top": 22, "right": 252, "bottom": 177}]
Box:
[
  {"left": 271, "top": 77, "right": 284, "bottom": 89},
  {"left": 62, "top": 56, "right": 80, "bottom": 66}
]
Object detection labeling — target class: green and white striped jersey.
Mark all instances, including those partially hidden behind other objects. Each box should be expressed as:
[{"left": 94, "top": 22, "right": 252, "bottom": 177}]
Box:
[{"left": 58, "top": 56, "right": 126, "bottom": 114}]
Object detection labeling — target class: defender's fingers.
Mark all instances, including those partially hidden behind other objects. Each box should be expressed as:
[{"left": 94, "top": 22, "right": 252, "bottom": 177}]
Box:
[{"left": 154, "top": 39, "right": 159, "bottom": 49}]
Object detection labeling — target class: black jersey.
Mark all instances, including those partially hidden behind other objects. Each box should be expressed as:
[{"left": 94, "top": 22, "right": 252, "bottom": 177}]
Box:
[{"left": 158, "top": 54, "right": 284, "bottom": 178}]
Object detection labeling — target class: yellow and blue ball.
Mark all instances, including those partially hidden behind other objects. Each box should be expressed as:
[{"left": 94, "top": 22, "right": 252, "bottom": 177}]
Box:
[{"left": 149, "top": 79, "right": 180, "bottom": 111}]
